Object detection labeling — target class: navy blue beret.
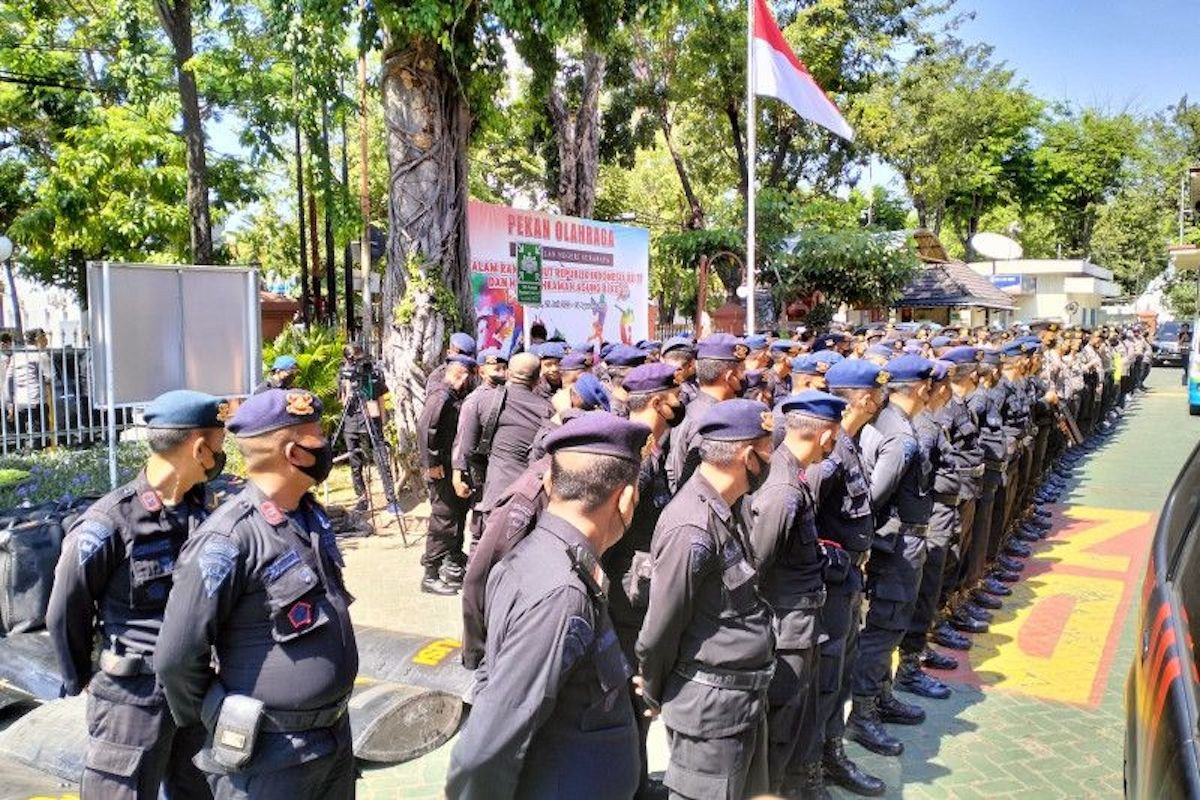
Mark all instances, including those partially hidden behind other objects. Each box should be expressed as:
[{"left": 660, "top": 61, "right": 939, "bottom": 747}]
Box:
[
  {"left": 865, "top": 343, "right": 894, "bottom": 360},
  {"left": 697, "top": 398, "right": 772, "bottom": 442},
  {"left": 930, "top": 336, "right": 951, "bottom": 349},
  {"left": 271, "top": 355, "right": 298, "bottom": 371},
  {"left": 885, "top": 354, "right": 934, "bottom": 383},
  {"left": 477, "top": 348, "right": 508, "bottom": 366},
  {"left": 606, "top": 345, "right": 647, "bottom": 368},
  {"left": 572, "top": 373, "right": 610, "bottom": 411},
  {"left": 536, "top": 342, "right": 567, "bottom": 360},
  {"left": 446, "top": 354, "right": 476, "bottom": 368},
  {"left": 543, "top": 411, "right": 650, "bottom": 463},
  {"left": 228, "top": 389, "right": 323, "bottom": 437},
  {"left": 817, "top": 331, "right": 848, "bottom": 350},
  {"left": 143, "top": 390, "right": 228, "bottom": 430},
  {"left": 623, "top": 363, "right": 678, "bottom": 395},
  {"left": 930, "top": 360, "right": 951, "bottom": 381},
  {"left": 697, "top": 334, "right": 746, "bottom": 362},
  {"left": 777, "top": 389, "right": 847, "bottom": 423},
  {"left": 662, "top": 336, "right": 697, "bottom": 357},
  {"left": 571, "top": 340, "right": 593, "bottom": 354},
  {"left": 980, "top": 347, "right": 1003, "bottom": 365},
  {"left": 561, "top": 352, "right": 591, "bottom": 371},
  {"left": 941, "top": 346, "right": 981, "bottom": 365},
  {"left": 450, "top": 332, "right": 476, "bottom": 356},
  {"left": 793, "top": 350, "right": 844, "bottom": 375},
  {"left": 743, "top": 334, "right": 768, "bottom": 351},
  {"left": 743, "top": 369, "right": 765, "bottom": 389},
  {"left": 770, "top": 339, "right": 795, "bottom": 354},
  {"left": 636, "top": 340, "right": 662, "bottom": 353},
  {"left": 825, "top": 358, "right": 886, "bottom": 389},
  {"left": 599, "top": 342, "right": 616, "bottom": 360}
]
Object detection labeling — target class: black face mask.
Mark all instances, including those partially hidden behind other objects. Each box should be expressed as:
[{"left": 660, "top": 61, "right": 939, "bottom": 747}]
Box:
[
  {"left": 662, "top": 398, "right": 685, "bottom": 428},
  {"left": 204, "top": 449, "right": 227, "bottom": 483},
  {"left": 276, "top": 373, "right": 295, "bottom": 389},
  {"left": 486, "top": 372, "right": 506, "bottom": 387},
  {"left": 745, "top": 450, "right": 769, "bottom": 494},
  {"left": 293, "top": 440, "right": 334, "bottom": 485}
]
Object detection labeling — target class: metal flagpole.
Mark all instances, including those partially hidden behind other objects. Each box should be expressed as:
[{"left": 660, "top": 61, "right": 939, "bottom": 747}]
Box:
[{"left": 745, "top": 0, "right": 757, "bottom": 336}]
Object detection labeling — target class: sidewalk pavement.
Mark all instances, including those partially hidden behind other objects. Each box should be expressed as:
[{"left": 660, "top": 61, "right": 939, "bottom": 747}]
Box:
[{"left": 348, "top": 367, "right": 1196, "bottom": 798}]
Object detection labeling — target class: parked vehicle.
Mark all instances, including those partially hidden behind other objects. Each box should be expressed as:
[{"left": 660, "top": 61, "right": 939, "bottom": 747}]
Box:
[
  {"left": 1153, "top": 321, "right": 1186, "bottom": 367},
  {"left": 1125, "top": 440, "right": 1200, "bottom": 797}
]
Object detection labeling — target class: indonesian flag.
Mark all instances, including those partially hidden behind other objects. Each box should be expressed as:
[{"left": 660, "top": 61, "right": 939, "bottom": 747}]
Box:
[{"left": 751, "top": 0, "right": 855, "bottom": 142}]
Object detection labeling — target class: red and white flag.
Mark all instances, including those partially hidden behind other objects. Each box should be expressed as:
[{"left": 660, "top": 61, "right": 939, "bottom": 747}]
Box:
[{"left": 751, "top": 0, "right": 855, "bottom": 142}]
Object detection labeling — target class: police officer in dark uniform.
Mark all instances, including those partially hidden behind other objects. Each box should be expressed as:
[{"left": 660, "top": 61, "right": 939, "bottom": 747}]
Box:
[
  {"left": 762, "top": 340, "right": 795, "bottom": 406},
  {"left": 47, "top": 389, "right": 227, "bottom": 800},
  {"left": 338, "top": 344, "right": 399, "bottom": 514},
  {"left": 849, "top": 355, "right": 936, "bottom": 758},
  {"left": 637, "top": 399, "right": 775, "bottom": 800},
  {"left": 808, "top": 359, "right": 888, "bottom": 798},
  {"left": 254, "top": 356, "right": 299, "bottom": 395},
  {"left": 417, "top": 354, "right": 477, "bottom": 595},
  {"left": 988, "top": 341, "right": 1034, "bottom": 568},
  {"left": 157, "top": 389, "right": 357, "bottom": 800},
  {"left": 426, "top": 332, "right": 478, "bottom": 394},
  {"left": 752, "top": 391, "right": 845, "bottom": 798},
  {"left": 662, "top": 336, "right": 698, "bottom": 407},
  {"left": 533, "top": 341, "right": 567, "bottom": 401},
  {"left": 665, "top": 335, "right": 746, "bottom": 491},
  {"left": 603, "top": 345, "right": 649, "bottom": 418},
  {"left": 896, "top": 360, "right": 958, "bottom": 699},
  {"left": 446, "top": 412, "right": 648, "bottom": 799},
  {"left": 451, "top": 348, "right": 508, "bottom": 546},
  {"left": 601, "top": 363, "right": 682, "bottom": 798}
]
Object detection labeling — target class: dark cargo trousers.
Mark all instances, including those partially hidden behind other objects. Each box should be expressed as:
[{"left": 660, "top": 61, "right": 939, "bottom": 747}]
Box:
[
  {"left": 422, "top": 477, "right": 468, "bottom": 570},
  {"left": 204, "top": 716, "right": 356, "bottom": 800},
  {"left": 343, "top": 417, "right": 397, "bottom": 505},
  {"left": 767, "top": 645, "right": 820, "bottom": 792},
  {"left": 942, "top": 497, "right": 976, "bottom": 603},
  {"left": 902, "top": 501, "right": 957, "bottom": 656},
  {"left": 815, "top": 565, "right": 864, "bottom": 741},
  {"left": 82, "top": 673, "right": 209, "bottom": 800},
  {"left": 851, "top": 532, "right": 928, "bottom": 698}
]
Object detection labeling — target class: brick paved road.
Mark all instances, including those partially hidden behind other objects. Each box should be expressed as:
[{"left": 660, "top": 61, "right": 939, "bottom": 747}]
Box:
[{"left": 350, "top": 367, "right": 1197, "bottom": 799}]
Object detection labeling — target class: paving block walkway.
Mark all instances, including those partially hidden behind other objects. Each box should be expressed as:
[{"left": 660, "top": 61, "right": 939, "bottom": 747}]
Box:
[{"left": 353, "top": 368, "right": 1198, "bottom": 798}]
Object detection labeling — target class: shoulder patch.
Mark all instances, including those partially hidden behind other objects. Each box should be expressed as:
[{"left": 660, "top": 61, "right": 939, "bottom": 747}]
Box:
[
  {"left": 199, "top": 538, "right": 239, "bottom": 597},
  {"left": 902, "top": 438, "right": 919, "bottom": 463},
  {"left": 76, "top": 519, "right": 114, "bottom": 565},
  {"left": 688, "top": 532, "right": 717, "bottom": 578},
  {"left": 820, "top": 459, "right": 838, "bottom": 480},
  {"left": 562, "top": 614, "right": 594, "bottom": 674}
]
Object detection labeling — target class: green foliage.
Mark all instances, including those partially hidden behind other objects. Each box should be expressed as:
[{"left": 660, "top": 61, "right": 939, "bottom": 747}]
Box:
[
  {"left": 0, "top": 444, "right": 147, "bottom": 508},
  {"left": 1167, "top": 278, "right": 1198, "bottom": 320},
  {"left": 777, "top": 230, "right": 921, "bottom": 310},
  {"left": 393, "top": 251, "right": 460, "bottom": 329},
  {"left": 263, "top": 323, "right": 347, "bottom": 428}
]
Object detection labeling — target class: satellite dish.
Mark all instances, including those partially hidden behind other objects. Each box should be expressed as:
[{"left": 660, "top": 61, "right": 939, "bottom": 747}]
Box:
[{"left": 971, "top": 231, "right": 1024, "bottom": 261}]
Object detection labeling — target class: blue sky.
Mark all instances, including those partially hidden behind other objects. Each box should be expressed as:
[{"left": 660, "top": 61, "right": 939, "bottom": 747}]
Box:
[{"left": 953, "top": 0, "right": 1196, "bottom": 114}]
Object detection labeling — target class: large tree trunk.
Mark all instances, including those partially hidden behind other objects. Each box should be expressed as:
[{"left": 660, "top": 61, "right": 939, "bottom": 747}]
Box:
[
  {"left": 658, "top": 110, "right": 705, "bottom": 229},
  {"left": 380, "top": 36, "right": 473, "bottom": 483},
  {"left": 727, "top": 100, "right": 747, "bottom": 201},
  {"left": 155, "top": 0, "right": 212, "bottom": 264},
  {"left": 547, "top": 50, "right": 605, "bottom": 218}
]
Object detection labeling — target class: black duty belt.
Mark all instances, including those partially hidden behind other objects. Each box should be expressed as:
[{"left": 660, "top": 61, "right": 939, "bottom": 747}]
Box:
[
  {"left": 674, "top": 662, "right": 775, "bottom": 692},
  {"left": 99, "top": 650, "right": 156, "bottom": 677},
  {"left": 897, "top": 522, "right": 929, "bottom": 537},
  {"left": 261, "top": 697, "right": 350, "bottom": 733},
  {"left": 933, "top": 492, "right": 960, "bottom": 506}
]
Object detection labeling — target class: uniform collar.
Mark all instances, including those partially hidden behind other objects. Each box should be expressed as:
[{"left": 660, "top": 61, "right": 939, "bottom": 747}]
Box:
[
  {"left": 692, "top": 472, "right": 733, "bottom": 523},
  {"left": 242, "top": 479, "right": 317, "bottom": 531},
  {"left": 538, "top": 511, "right": 599, "bottom": 561},
  {"left": 132, "top": 468, "right": 207, "bottom": 514}
]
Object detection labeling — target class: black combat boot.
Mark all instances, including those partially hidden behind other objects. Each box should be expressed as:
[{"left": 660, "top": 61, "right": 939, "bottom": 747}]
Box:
[
  {"left": 970, "top": 589, "right": 1002, "bottom": 610},
  {"left": 878, "top": 680, "right": 926, "bottom": 725},
  {"left": 921, "top": 646, "right": 959, "bottom": 671},
  {"left": 421, "top": 567, "right": 458, "bottom": 596},
  {"left": 931, "top": 621, "right": 971, "bottom": 650},
  {"left": 895, "top": 654, "right": 951, "bottom": 700},
  {"left": 846, "top": 695, "right": 904, "bottom": 757},
  {"left": 440, "top": 559, "right": 465, "bottom": 588},
  {"left": 949, "top": 608, "right": 988, "bottom": 634},
  {"left": 980, "top": 576, "right": 1012, "bottom": 596},
  {"left": 823, "top": 737, "right": 886, "bottom": 797},
  {"left": 783, "top": 762, "right": 832, "bottom": 800}
]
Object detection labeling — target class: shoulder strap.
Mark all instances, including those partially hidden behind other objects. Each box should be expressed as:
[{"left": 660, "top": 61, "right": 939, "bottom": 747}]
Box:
[{"left": 476, "top": 386, "right": 509, "bottom": 458}]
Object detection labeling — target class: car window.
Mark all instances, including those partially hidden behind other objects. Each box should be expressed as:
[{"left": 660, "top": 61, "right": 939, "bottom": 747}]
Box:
[
  {"left": 1166, "top": 443, "right": 1200, "bottom": 581},
  {"left": 1158, "top": 322, "right": 1182, "bottom": 341}
]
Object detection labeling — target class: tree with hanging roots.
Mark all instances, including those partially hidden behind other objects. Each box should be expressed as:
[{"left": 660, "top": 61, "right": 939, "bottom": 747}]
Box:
[{"left": 372, "top": 0, "right": 668, "bottom": 482}]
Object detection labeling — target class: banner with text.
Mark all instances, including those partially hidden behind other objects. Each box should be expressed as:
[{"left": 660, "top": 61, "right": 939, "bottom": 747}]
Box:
[{"left": 468, "top": 200, "right": 650, "bottom": 353}]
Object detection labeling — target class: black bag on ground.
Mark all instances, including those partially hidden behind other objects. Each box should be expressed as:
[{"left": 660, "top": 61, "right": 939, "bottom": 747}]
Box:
[{"left": 0, "top": 503, "right": 66, "bottom": 635}]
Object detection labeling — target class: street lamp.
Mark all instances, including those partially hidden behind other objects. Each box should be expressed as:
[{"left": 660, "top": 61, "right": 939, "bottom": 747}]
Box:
[{"left": 0, "top": 234, "right": 22, "bottom": 336}]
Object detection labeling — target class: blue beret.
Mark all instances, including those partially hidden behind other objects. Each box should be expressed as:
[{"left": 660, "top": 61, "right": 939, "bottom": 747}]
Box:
[
  {"left": 743, "top": 369, "right": 765, "bottom": 389},
  {"left": 449, "top": 332, "right": 477, "bottom": 356},
  {"left": 930, "top": 360, "right": 951, "bottom": 381},
  {"left": 825, "top": 358, "right": 886, "bottom": 389},
  {"left": 606, "top": 345, "right": 647, "bottom": 368},
  {"left": 980, "top": 347, "right": 1003, "bottom": 365},
  {"left": 770, "top": 339, "right": 795, "bottom": 354},
  {"left": 272, "top": 355, "right": 298, "bottom": 371},
  {"left": 542, "top": 411, "right": 649, "bottom": 463},
  {"left": 744, "top": 334, "right": 768, "bottom": 351},
  {"left": 941, "top": 345, "right": 981, "bottom": 365},
  {"left": 663, "top": 336, "right": 697, "bottom": 356},
  {"left": 143, "top": 390, "right": 228, "bottom": 430},
  {"left": 623, "top": 363, "right": 678, "bottom": 395},
  {"left": 446, "top": 354, "right": 476, "bottom": 368},
  {"left": 865, "top": 343, "right": 894, "bottom": 360},
  {"left": 535, "top": 342, "right": 567, "bottom": 360},
  {"left": 930, "top": 336, "right": 951, "bottom": 349},
  {"left": 636, "top": 340, "right": 662, "bottom": 353},
  {"left": 572, "top": 373, "right": 610, "bottom": 412},
  {"left": 885, "top": 354, "right": 934, "bottom": 383},
  {"left": 697, "top": 334, "right": 746, "bottom": 362},
  {"left": 228, "top": 388, "right": 323, "bottom": 437},
  {"left": 477, "top": 348, "right": 508, "bottom": 366},
  {"left": 817, "top": 332, "right": 847, "bottom": 351},
  {"left": 697, "top": 399, "right": 772, "bottom": 442},
  {"left": 793, "top": 350, "right": 843, "bottom": 375},
  {"left": 571, "top": 341, "right": 593, "bottom": 355},
  {"left": 777, "top": 389, "right": 847, "bottom": 423},
  {"left": 599, "top": 342, "right": 616, "bottom": 360},
  {"left": 561, "top": 352, "right": 591, "bottom": 371}
]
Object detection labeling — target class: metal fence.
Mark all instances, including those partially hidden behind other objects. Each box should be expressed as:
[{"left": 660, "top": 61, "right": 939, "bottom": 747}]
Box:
[{"left": 0, "top": 345, "right": 138, "bottom": 456}]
